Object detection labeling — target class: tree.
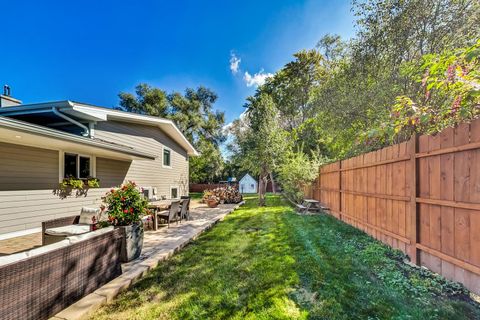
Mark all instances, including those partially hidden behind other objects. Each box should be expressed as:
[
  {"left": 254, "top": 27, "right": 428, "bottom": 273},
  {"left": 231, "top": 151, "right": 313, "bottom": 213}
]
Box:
[
  {"left": 263, "top": 50, "right": 326, "bottom": 132},
  {"left": 230, "top": 93, "right": 289, "bottom": 206},
  {"left": 118, "top": 84, "right": 226, "bottom": 183}
]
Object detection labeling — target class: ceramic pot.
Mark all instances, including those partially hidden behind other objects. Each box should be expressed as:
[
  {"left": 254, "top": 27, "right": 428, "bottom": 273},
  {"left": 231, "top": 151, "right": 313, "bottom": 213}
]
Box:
[{"left": 207, "top": 199, "right": 218, "bottom": 208}]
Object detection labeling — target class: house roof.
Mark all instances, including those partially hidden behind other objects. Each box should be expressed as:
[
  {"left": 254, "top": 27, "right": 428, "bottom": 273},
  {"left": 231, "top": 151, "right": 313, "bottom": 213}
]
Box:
[
  {"left": 239, "top": 173, "right": 257, "bottom": 184},
  {"left": 0, "top": 116, "right": 156, "bottom": 160},
  {"left": 0, "top": 100, "right": 199, "bottom": 156}
]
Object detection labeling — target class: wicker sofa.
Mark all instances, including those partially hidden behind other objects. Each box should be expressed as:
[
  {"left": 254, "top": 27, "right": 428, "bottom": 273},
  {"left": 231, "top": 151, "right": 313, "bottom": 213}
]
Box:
[{"left": 0, "top": 227, "right": 122, "bottom": 320}]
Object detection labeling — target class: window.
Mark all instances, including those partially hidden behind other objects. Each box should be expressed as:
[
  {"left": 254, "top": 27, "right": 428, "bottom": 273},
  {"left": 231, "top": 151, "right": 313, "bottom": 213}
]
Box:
[
  {"left": 64, "top": 153, "right": 92, "bottom": 178},
  {"left": 171, "top": 187, "right": 178, "bottom": 199},
  {"left": 163, "top": 148, "right": 171, "bottom": 167}
]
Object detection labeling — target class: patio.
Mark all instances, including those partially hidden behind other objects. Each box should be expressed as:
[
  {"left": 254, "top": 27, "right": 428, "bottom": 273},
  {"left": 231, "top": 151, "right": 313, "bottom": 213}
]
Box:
[{"left": 39, "top": 201, "right": 243, "bottom": 320}]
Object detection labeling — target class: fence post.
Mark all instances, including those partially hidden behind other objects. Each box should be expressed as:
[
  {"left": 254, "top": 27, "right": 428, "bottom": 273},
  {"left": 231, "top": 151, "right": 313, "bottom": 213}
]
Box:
[
  {"left": 339, "top": 160, "right": 342, "bottom": 220},
  {"left": 409, "top": 134, "right": 419, "bottom": 265}
]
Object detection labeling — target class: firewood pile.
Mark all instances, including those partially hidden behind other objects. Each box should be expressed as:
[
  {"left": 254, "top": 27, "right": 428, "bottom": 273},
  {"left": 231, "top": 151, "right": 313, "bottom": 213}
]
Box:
[{"left": 203, "top": 186, "right": 243, "bottom": 204}]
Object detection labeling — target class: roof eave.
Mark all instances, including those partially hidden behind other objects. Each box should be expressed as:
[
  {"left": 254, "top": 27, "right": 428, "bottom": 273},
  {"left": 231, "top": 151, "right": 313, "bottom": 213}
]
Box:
[{"left": 0, "top": 117, "right": 156, "bottom": 160}]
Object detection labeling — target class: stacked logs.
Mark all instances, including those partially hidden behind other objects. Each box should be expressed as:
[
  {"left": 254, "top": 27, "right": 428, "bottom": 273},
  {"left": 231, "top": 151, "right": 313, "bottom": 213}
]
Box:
[{"left": 202, "top": 186, "right": 243, "bottom": 204}]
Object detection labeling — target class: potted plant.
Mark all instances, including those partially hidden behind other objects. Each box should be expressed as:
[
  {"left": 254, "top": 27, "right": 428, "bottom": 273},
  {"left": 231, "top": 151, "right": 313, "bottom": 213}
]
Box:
[
  {"left": 203, "top": 191, "right": 219, "bottom": 208},
  {"left": 103, "top": 181, "right": 149, "bottom": 262}
]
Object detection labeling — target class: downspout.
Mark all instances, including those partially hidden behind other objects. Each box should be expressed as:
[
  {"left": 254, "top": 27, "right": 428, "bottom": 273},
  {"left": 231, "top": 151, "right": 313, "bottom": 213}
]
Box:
[{"left": 51, "top": 107, "right": 90, "bottom": 137}]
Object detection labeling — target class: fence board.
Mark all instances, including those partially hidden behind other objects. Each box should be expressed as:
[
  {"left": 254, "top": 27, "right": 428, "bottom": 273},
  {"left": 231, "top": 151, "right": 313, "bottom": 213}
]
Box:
[{"left": 314, "top": 119, "right": 480, "bottom": 295}]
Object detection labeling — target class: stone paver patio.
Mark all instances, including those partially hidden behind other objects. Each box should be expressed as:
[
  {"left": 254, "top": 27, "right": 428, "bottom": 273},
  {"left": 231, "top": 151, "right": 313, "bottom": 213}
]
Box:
[{"left": 49, "top": 201, "right": 244, "bottom": 320}]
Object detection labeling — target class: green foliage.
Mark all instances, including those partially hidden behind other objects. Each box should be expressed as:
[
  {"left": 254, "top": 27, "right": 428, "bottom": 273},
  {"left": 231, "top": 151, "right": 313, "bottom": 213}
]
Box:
[
  {"left": 86, "top": 178, "right": 100, "bottom": 188},
  {"left": 60, "top": 177, "right": 100, "bottom": 189},
  {"left": 278, "top": 151, "right": 321, "bottom": 203},
  {"left": 231, "top": 93, "right": 290, "bottom": 205},
  {"left": 364, "top": 41, "right": 480, "bottom": 145},
  {"left": 103, "top": 181, "right": 149, "bottom": 226},
  {"left": 189, "top": 139, "right": 224, "bottom": 183},
  {"left": 119, "top": 84, "right": 226, "bottom": 183},
  {"left": 263, "top": 49, "right": 326, "bottom": 132},
  {"left": 310, "top": 0, "right": 480, "bottom": 158},
  {"left": 60, "top": 176, "right": 85, "bottom": 189}
]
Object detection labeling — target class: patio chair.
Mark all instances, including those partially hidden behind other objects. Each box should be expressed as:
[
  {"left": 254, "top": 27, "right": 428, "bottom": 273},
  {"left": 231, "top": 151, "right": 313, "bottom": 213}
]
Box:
[
  {"left": 157, "top": 201, "right": 181, "bottom": 228},
  {"left": 42, "top": 207, "right": 102, "bottom": 245},
  {"left": 180, "top": 196, "right": 191, "bottom": 220},
  {"left": 179, "top": 198, "right": 189, "bottom": 220}
]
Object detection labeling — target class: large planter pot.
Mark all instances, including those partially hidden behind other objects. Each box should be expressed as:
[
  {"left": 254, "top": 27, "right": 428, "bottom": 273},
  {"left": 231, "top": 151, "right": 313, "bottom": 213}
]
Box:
[
  {"left": 207, "top": 199, "right": 218, "bottom": 208},
  {"left": 116, "top": 223, "right": 144, "bottom": 262}
]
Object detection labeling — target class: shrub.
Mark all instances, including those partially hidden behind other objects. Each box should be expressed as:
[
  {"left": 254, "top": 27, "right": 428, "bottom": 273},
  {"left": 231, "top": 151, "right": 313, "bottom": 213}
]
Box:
[
  {"left": 278, "top": 151, "right": 321, "bottom": 203},
  {"left": 103, "top": 181, "right": 149, "bottom": 226}
]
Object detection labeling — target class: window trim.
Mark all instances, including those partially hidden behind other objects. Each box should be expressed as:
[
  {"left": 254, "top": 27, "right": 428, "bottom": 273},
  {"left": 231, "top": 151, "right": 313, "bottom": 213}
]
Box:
[
  {"left": 162, "top": 146, "right": 172, "bottom": 168},
  {"left": 59, "top": 150, "right": 96, "bottom": 182},
  {"left": 170, "top": 186, "right": 179, "bottom": 199}
]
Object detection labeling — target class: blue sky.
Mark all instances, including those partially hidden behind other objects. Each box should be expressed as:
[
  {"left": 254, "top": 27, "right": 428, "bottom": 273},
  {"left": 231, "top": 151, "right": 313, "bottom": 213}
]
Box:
[{"left": 1, "top": 0, "right": 354, "bottom": 125}]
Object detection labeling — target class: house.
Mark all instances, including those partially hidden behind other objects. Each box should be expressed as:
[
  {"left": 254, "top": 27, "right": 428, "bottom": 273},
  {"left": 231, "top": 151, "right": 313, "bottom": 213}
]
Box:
[
  {"left": 0, "top": 91, "right": 197, "bottom": 238},
  {"left": 239, "top": 174, "right": 257, "bottom": 193}
]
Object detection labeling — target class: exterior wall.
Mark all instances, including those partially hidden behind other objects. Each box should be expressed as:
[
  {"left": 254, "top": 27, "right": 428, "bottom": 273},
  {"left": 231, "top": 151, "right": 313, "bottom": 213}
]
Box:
[
  {"left": 0, "top": 142, "right": 109, "bottom": 234},
  {"left": 239, "top": 174, "right": 257, "bottom": 193},
  {"left": 96, "top": 157, "right": 131, "bottom": 188},
  {"left": 0, "top": 119, "right": 190, "bottom": 236},
  {"left": 94, "top": 121, "right": 189, "bottom": 199},
  {"left": 0, "top": 142, "right": 59, "bottom": 191}
]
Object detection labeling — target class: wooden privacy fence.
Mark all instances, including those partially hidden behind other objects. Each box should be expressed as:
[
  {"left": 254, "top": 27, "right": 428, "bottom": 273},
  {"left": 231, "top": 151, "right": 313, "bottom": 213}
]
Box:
[{"left": 312, "top": 119, "right": 480, "bottom": 294}]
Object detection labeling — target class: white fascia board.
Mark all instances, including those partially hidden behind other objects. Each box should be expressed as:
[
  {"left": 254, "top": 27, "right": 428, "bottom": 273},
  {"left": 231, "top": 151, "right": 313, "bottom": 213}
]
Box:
[
  {"left": 71, "top": 103, "right": 199, "bottom": 156},
  {"left": 70, "top": 104, "right": 108, "bottom": 121}
]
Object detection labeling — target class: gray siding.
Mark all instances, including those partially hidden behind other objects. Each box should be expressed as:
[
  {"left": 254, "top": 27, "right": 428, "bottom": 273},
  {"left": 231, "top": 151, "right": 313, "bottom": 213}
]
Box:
[
  {"left": 0, "top": 143, "right": 122, "bottom": 234},
  {"left": 0, "top": 142, "right": 59, "bottom": 191},
  {"left": 96, "top": 157, "right": 131, "bottom": 188},
  {"left": 0, "top": 120, "right": 190, "bottom": 235},
  {"left": 94, "top": 121, "right": 189, "bottom": 198}
]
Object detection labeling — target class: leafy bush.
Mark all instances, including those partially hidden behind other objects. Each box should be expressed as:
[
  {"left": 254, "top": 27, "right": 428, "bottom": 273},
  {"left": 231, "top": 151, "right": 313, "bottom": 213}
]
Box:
[
  {"left": 103, "top": 181, "right": 149, "bottom": 226},
  {"left": 278, "top": 151, "right": 321, "bottom": 203},
  {"left": 363, "top": 40, "right": 480, "bottom": 145}
]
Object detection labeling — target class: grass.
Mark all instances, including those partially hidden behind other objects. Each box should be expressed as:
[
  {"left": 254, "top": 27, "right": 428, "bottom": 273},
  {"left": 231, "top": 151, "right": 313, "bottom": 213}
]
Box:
[
  {"left": 188, "top": 192, "right": 203, "bottom": 200},
  {"left": 92, "top": 195, "right": 480, "bottom": 320}
]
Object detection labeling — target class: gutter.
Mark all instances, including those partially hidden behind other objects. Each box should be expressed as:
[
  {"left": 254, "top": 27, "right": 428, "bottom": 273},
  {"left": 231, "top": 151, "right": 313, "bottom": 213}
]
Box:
[
  {"left": 51, "top": 107, "right": 90, "bottom": 137},
  {"left": 0, "top": 116, "right": 156, "bottom": 160}
]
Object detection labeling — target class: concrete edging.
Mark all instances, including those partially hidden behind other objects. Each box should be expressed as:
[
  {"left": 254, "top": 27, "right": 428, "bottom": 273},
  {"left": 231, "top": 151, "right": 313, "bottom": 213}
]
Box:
[{"left": 51, "top": 201, "right": 244, "bottom": 320}]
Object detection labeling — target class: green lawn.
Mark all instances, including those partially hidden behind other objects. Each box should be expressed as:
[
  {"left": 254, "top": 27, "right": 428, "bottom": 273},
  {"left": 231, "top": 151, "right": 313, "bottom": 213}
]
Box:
[
  {"left": 188, "top": 192, "right": 203, "bottom": 200},
  {"left": 92, "top": 195, "right": 480, "bottom": 320}
]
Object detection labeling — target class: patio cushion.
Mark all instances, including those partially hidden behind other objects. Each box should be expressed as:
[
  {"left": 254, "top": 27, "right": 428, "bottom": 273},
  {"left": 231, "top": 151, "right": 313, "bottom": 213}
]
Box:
[
  {"left": 67, "top": 226, "right": 114, "bottom": 244},
  {"left": 79, "top": 207, "right": 101, "bottom": 224},
  {"left": 45, "top": 224, "right": 91, "bottom": 236},
  {"left": 0, "top": 251, "right": 29, "bottom": 266},
  {"left": 26, "top": 240, "right": 71, "bottom": 258}
]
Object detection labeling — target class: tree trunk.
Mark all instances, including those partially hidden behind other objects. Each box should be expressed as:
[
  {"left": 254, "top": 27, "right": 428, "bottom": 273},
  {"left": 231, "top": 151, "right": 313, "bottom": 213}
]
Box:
[
  {"left": 258, "top": 170, "right": 268, "bottom": 206},
  {"left": 269, "top": 172, "right": 276, "bottom": 194}
]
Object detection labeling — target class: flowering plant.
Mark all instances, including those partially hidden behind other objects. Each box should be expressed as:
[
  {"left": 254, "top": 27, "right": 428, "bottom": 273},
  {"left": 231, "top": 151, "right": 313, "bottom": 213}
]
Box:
[
  {"left": 202, "top": 190, "right": 219, "bottom": 203},
  {"left": 362, "top": 40, "right": 480, "bottom": 146},
  {"left": 102, "top": 181, "right": 149, "bottom": 226}
]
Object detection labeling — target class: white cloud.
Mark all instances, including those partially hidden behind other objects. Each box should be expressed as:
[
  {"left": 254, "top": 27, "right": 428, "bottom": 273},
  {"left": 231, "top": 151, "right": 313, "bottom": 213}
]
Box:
[
  {"left": 229, "top": 53, "right": 241, "bottom": 75},
  {"left": 243, "top": 69, "right": 273, "bottom": 87}
]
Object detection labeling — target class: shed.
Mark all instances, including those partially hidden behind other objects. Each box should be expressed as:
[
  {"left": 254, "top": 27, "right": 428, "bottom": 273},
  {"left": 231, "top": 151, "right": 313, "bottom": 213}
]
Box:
[{"left": 239, "top": 173, "right": 257, "bottom": 193}]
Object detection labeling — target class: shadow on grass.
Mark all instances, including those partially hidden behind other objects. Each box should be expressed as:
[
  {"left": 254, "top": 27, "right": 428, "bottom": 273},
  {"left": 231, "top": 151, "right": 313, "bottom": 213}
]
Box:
[{"left": 92, "top": 196, "right": 480, "bottom": 320}]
